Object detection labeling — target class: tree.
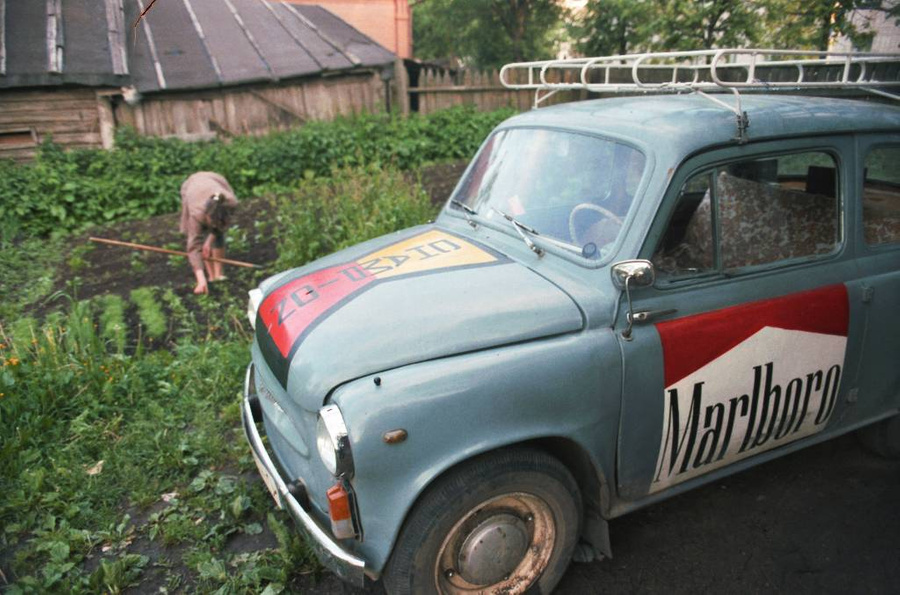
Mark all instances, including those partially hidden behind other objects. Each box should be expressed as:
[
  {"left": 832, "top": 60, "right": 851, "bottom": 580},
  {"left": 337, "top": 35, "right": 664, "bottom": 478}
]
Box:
[
  {"left": 572, "top": 0, "right": 653, "bottom": 56},
  {"left": 574, "top": 0, "right": 762, "bottom": 56},
  {"left": 412, "top": 0, "right": 565, "bottom": 69},
  {"left": 760, "top": 0, "right": 898, "bottom": 51}
]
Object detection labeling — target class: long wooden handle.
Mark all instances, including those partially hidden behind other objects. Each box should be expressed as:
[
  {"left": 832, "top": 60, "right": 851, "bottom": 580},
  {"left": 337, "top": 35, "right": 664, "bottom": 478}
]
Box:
[{"left": 88, "top": 237, "right": 260, "bottom": 269}]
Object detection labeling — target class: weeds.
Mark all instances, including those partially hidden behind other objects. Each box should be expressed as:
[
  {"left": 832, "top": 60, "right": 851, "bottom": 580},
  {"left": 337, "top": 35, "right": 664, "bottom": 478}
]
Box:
[
  {"left": 129, "top": 288, "right": 167, "bottom": 340},
  {"left": 275, "top": 164, "right": 438, "bottom": 269},
  {"left": 97, "top": 294, "right": 127, "bottom": 354}
]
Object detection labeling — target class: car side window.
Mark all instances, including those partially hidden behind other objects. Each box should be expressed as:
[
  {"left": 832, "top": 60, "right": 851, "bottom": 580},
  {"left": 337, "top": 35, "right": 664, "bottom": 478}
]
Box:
[
  {"left": 653, "top": 151, "right": 840, "bottom": 277},
  {"left": 652, "top": 172, "right": 716, "bottom": 276},
  {"left": 863, "top": 146, "right": 900, "bottom": 246}
]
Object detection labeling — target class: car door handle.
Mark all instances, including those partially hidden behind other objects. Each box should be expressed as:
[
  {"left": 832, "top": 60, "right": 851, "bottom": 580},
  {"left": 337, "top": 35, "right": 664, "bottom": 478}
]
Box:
[{"left": 628, "top": 308, "right": 677, "bottom": 324}]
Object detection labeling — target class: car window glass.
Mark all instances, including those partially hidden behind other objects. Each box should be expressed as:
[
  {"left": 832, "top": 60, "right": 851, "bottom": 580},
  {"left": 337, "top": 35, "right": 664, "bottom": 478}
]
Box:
[
  {"left": 654, "top": 151, "right": 840, "bottom": 278},
  {"left": 718, "top": 152, "right": 839, "bottom": 269},
  {"left": 452, "top": 128, "right": 646, "bottom": 259},
  {"left": 863, "top": 146, "right": 900, "bottom": 246},
  {"left": 652, "top": 172, "right": 715, "bottom": 276}
]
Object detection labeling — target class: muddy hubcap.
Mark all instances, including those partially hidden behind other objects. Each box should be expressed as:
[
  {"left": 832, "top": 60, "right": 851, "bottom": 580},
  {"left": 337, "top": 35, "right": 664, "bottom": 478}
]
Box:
[
  {"left": 457, "top": 513, "right": 529, "bottom": 585},
  {"left": 436, "top": 493, "right": 555, "bottom": 594}
]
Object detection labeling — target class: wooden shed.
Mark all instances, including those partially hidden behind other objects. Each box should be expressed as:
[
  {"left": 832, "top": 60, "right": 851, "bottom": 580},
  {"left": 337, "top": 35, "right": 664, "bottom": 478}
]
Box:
[{"left": 0, "top": 0, "right": 396, "bottom": 162}]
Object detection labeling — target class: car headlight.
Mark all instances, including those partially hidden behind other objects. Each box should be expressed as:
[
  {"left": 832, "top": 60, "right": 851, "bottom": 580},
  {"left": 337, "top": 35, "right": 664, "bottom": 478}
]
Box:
[
  {"left": 316, "top": 404, "right": 354, "bottom": 478},
  {"left": 247, "top": 288, "right": 263, "bottom": 330}
]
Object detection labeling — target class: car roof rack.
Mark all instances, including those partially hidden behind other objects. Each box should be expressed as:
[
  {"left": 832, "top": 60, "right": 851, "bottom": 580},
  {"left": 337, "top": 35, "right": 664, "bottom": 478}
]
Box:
[{"left": 500, "top": 48, "right": 900, "bottom": 143}]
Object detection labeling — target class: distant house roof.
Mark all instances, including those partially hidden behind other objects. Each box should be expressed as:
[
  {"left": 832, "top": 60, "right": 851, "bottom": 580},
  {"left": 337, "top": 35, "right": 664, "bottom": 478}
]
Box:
[{"left": 0, "top": 0, "right": 395, "bottom": 92}]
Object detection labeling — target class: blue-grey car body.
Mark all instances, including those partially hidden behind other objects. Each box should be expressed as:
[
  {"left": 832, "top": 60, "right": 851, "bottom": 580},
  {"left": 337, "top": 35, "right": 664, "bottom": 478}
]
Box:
[{"left": 243, "top": 94, "right": 900, "bottom": 582}]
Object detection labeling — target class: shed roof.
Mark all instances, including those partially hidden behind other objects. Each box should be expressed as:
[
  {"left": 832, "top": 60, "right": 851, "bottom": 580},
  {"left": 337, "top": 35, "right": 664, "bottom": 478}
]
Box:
[{"left": 0, "top": 0, "right": 395, "bottom": 92}]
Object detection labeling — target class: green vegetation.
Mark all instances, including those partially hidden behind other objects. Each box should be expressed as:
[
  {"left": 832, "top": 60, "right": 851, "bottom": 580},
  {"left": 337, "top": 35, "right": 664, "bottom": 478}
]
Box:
[
  {"left": 413, "top": 0, "right": 564, "bottom": 68},
  {"left": 0, "top": 234, "right": 64, "bottom": 322},
  {"left": 0, "top": 152, "right": 447, "bottom": 590},
  {"left": 572, "top": 0, "right": 894, "bottom": 56},
  {"left": 129, "top": 288, "right": 167, "bottom": 341},
  {"left": 275, "top": 165, "right": 438, "bottom": 270},
  {"left": 0, "top": 106, "right": 513, "bottom": 237},
  {"left": 97, "top": 294, "right": 127, "bottom": 354}
]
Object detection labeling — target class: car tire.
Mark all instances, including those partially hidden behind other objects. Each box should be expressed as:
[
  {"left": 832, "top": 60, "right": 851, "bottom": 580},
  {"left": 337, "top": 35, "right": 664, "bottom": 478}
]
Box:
[
  {"left": 382, "top": 447, "right": 582, "bottom": 595},
  {"left": 858, "top": 414, "right": 900, "bottom": 459}
]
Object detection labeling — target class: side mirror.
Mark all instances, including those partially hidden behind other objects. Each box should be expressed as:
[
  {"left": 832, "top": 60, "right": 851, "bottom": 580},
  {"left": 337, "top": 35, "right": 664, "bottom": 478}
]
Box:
[
  {"left": 610, "top": 260, "right": 655, "bottom": 341},
  {"left": 611, "top": 259, "right": 655, "bottom": 290}
]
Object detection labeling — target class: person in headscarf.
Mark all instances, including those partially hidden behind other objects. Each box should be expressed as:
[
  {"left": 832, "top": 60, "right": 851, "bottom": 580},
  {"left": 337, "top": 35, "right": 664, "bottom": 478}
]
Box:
[{"left": 179, "top": 171, "right": 239, "bottom": 294}]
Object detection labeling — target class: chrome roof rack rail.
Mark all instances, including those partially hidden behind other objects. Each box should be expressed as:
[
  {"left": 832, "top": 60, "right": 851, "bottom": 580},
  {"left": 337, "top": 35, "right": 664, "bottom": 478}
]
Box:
[{"left": 500, "top": 49, "right": 900, "bottom": 142}]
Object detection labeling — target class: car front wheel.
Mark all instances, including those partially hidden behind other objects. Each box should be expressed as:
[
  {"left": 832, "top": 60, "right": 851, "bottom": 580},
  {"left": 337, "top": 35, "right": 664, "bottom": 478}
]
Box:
[{"left": 383, "top": 447, "right": 582, "bottom": 595}]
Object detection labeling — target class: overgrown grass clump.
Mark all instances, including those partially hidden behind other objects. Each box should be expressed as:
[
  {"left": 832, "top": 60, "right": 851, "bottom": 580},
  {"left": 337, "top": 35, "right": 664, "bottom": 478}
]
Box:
[
  {"left": 0, "top": 106, "right": 514, "bottom": 236},
  {"left": 275, "top": 164, "right": 438, "bottom": 269}
]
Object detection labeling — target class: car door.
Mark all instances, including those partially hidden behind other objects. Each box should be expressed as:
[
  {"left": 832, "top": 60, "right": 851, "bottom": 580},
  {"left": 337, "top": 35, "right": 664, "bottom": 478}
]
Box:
[
  {"left": 853, "top": 136, "right": 900, "bottom": 424},
  {"left": 613, "top": 137, "right": 870, "bottom": 502}
]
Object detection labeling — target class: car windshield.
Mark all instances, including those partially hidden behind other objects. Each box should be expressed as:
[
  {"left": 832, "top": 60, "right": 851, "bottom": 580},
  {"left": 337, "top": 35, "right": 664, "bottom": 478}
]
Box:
[{"left": 451, "top": 127, "right": 646, "bottom": 259}]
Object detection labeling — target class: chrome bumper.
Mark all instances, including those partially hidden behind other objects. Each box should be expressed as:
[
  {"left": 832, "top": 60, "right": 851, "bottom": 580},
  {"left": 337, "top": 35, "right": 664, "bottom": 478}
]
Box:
[{"left": 241, "top": 364, "right": 367, "bottom": 587}]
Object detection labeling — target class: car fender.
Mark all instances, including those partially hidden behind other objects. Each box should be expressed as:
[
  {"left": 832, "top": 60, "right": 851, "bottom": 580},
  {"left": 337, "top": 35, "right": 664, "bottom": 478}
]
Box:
[{"left": 330, "top": 329, "right": 622, "bottom": 575}]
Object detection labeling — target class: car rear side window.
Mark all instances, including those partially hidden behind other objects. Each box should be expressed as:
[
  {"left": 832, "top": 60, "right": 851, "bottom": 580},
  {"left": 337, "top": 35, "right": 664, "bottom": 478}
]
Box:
[
  {"left": 653, "top": 151, "right": 841, "bottom": 277},
  {"left": 863, "top": 146, "right": 900, "bottom": 246}
]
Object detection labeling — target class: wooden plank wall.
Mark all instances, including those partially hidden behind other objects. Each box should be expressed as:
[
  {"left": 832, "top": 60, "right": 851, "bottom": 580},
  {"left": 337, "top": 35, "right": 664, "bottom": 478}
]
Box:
[
  {"left": 114, "top": 71, "right": 383, "bottom": 140},
  {"left": 0, "top": 87, "right": 106, "bottom": 162},
  {"left": 410, "top": 68, "right": 588, "bottom": 114}
]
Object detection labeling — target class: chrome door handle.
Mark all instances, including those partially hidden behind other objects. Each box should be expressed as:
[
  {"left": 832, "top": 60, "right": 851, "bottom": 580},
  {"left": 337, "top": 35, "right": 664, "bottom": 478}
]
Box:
[{"left": 628, "top": 308, "right": 677, "bottom": 324}]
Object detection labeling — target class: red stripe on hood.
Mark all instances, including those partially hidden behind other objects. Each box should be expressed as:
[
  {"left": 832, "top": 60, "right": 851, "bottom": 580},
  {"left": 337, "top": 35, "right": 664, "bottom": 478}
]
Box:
[{"left": 657, "top": 284, "right": 849, "bottom": 388}]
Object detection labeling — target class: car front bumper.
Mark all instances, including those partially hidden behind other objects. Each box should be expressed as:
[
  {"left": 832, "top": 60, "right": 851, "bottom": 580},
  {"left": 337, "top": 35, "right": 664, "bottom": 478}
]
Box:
[{"left": 240, "top": 364, "right": 367, "bottom": 587}]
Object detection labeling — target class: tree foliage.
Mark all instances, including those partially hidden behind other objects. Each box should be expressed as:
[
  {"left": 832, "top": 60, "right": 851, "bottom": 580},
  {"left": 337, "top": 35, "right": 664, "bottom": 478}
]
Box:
[
  {"left": 572, "top": 0, "right": 898, "bottom": 57},
  {"left": 413, "top": 0, "right": 565, "bottom": 68}
]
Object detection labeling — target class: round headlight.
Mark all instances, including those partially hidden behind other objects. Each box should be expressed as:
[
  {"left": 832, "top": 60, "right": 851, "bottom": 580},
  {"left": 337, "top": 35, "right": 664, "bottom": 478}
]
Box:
[
  {"left": 316, "top": 404, "right": 353, "bottom": 477},
  {"left": 316, "top": 415, "right": 338, "bottom": 475}
]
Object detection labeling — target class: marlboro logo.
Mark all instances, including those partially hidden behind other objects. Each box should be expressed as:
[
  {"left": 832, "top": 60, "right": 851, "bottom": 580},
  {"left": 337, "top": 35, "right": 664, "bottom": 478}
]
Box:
[{"left": 651, "top": 285, "right": 849, "bottom": 493}]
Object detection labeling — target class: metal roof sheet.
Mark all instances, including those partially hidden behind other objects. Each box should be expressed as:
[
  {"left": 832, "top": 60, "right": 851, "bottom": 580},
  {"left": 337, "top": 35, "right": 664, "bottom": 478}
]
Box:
[{"left": 0, "top": 0, "right": 395, "bottom": 92}]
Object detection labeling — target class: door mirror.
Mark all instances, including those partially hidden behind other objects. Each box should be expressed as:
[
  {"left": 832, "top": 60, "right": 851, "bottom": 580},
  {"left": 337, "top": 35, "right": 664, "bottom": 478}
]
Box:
[
  {"left": 611, "top": 260, "right": 655, "bottom": 290},
  {"left": 611, "top": 260, "right": 656, "bottom": 341}
]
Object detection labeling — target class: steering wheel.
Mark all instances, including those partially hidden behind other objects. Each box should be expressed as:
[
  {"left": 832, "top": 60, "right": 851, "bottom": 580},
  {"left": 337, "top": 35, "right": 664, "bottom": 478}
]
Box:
[{"left": 568, "top": 203, "right": 624, "bottom": 247}]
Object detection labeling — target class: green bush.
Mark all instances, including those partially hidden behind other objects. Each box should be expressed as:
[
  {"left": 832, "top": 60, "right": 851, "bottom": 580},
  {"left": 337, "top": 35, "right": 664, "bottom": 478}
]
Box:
[
  {"left": 274, "top": 165, "right": 438, "bottom": 269},
  {"left": 0, "top": 106, "right": 514, "bottom": 237}
]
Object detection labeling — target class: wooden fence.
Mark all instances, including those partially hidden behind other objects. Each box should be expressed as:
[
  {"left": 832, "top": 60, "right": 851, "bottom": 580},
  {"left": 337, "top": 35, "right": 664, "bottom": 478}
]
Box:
[{"left": 407, "top": 67, "right": 590, "bottom": 114}]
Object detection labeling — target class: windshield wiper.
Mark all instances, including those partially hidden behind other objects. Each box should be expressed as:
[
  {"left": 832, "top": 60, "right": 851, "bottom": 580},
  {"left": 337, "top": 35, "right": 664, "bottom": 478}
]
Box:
[
  {"left": 450, "top": 200, "right": 478, "bottom": 228},
  {"left": 491, "top": 208, "right": 544, "bottom": 257}
]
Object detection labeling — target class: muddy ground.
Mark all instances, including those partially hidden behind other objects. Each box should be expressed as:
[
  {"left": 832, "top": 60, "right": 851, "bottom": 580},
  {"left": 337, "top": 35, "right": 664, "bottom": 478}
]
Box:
[{"left": 312, "top": 435, "right": 899, "bottom": 595}]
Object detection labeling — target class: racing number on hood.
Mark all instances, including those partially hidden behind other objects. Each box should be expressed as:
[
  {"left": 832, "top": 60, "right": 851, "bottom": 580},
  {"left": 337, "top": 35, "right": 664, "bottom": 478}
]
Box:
[{"left": 257, "top": 230, "right": 501, "bottom": 382}]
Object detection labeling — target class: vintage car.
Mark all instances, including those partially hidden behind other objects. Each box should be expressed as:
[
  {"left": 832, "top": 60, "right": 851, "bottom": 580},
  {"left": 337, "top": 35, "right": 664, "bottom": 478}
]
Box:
[{"left": 241, "top": 50, "right": 900, "bottom": 594}]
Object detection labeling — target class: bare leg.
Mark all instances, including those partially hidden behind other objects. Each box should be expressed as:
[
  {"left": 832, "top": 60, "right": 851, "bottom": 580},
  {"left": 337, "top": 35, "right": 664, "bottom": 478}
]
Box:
[{"left": 211, "top": 248, "right": 225, "bottom": 280}]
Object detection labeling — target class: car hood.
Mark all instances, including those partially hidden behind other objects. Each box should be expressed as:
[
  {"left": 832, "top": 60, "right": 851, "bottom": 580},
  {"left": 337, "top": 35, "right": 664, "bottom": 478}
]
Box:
[{"left": 254, "top": 226, "right": 584, "bottom": 411}]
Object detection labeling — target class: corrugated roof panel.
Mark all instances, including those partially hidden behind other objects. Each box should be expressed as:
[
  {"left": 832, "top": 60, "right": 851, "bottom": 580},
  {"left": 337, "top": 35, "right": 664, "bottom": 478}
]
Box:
[
  {"left": 62, "top": 0, "right": 114, "bottom": 78},
  {"left": 233, "top": 0, "right": 321, "bottom": 80},
  {"left": 134, "top": 0, "right": 220, "bottom": 91},
  {"left": 271, "top": 3, "right": 353, "bottom": 72},
  {"left": 294, "top": 5, "right": 394, "bottom": 68},
  {"left": 0, "top": 0, "right": 395, "bottom": 91},
  {"left": 3, "top": 0, "right": 48, "bottom": 84},
  {"left": 123, "top": 0, "right": 161, "bottom": 92},
  {"left": 189, "top": 0, "right": 272, "bottom": 86}
]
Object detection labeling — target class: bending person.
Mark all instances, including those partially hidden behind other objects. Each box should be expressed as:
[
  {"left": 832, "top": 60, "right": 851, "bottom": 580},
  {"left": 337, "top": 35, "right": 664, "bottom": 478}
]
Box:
[{"left": 179, "top": 171, "right": 239, "bottom": 294}]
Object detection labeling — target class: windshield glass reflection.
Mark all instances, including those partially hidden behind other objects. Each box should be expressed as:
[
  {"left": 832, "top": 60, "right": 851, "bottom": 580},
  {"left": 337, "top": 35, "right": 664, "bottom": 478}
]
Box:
[{"left": 451, "top": 128, "right": 646, "bottom": 259}]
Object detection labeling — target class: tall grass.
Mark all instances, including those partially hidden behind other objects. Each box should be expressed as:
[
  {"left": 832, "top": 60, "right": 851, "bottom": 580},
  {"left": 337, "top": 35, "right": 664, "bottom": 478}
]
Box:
[{"left": 275, "top": 164, "right": 438, "bottom": 269}]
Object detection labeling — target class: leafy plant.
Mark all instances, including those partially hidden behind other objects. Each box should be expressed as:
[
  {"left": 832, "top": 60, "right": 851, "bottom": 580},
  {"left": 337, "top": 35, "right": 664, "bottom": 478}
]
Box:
[
  {"left": 129, "top": 287, "right": 167, "bottom": 340},
  {"left": 275, "top": 165, "right": 438, "bottom": 269},
  {"left": 0, "top": 106, "right": 514, "bottom": 237}
]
